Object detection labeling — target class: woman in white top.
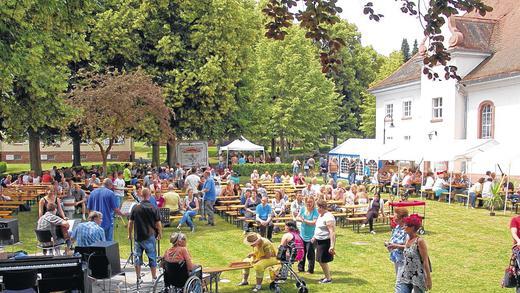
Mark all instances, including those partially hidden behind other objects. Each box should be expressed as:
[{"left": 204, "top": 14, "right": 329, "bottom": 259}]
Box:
[
  {"left": 272, "top": 190, "right": 286, "bottom": 217},
  {"left": 356, "top": 185, "right": 369, "bottom": 213},
  {"left": 312, "top": 199, "right": 336, "bottom": 283},
  {"left": 469, "top": 177, "right": 485, "bottom": 208},
  {"left": 421, "top": 172, "right": 435, "bottom": 191},
  {"left": 250, "top": 170, "right": 260, "bottom": 182}
]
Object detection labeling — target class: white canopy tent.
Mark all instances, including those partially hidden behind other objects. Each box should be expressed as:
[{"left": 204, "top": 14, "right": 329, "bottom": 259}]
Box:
[
  {"left": 328, "top": 139, "right": 398, "bottom": 179},
  {"left": 470, "top": 143, "right": 520, "bottom": 213},
  {"left": 379, "top": 139, "right": 498, "bottom": 203},
  {"left": 220, "top": 136, "right": 265, "bottom": 166}
]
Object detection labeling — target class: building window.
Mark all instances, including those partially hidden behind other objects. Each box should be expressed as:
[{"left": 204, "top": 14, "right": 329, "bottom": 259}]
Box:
[
  {"left": 385, "top": 104, "right": 394, "bottom": 118},
  {"left": 432, "top": 97, "right": 443, "bottom": 120},
  {"left": 80, "top": 154, "right": 87, "bottom": 160},
  {"left": 478, "top": 101, "right": 494, "bottom": 139},
  {"left": 404, "top": 135, "right": 411, "bottom": 141},
  {"left": 402, "top": 101, "right": 412, "bottom": 118},
  {"left": 47, "top": 154, "right": 56, "bottom": 161},
  {"left": 6, "top": 154, "right": 22, "bottom": 161}
]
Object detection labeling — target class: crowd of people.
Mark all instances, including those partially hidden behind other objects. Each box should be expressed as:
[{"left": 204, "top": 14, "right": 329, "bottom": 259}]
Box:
[{"left": 4, "top": 157, "right": 516, "bottom": 292}]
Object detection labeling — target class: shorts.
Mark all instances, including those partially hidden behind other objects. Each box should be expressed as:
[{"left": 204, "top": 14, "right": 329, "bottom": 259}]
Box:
[
  {"left": 316, "top": 238, "right": 334, "bottom": 263},
  {"left": 134, "top": 236, "right": 157, "bottom": 267}
]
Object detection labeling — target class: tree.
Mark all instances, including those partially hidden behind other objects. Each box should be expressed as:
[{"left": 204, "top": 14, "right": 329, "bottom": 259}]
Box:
[
  {"left": 412, "top": 39, "right": 419, "bottom": 56},
  {"left": 323, "top": 20, "right": 380, "bottom": 145},
  {"left": 90, "top": 0, "right": 262, "bottom": 164},
  {"left": 360, "top": 51, "right": 404, "bottom": 137},
  {"left": 264, "top": 0, "right": 493, "bottom": 79},
  {"left": 401, "top": 38, "right": 411, "bottom": 62},
  {"left": 0, "top": 0, "right": 94, "bottom": 175},
  {"left": 240, "top": 27, "right": 339, "bottom": 158},
  {"left": 70, "top": 70, "right": 172, "bottom": 175}
]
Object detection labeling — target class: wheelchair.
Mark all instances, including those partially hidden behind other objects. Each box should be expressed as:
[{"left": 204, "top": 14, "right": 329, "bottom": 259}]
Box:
[
  {"left": 269, "top": 243, "right": 308, "bottom": 293},
  {"left": 152, "top": 261, "right": 204, "bottom": 293}
]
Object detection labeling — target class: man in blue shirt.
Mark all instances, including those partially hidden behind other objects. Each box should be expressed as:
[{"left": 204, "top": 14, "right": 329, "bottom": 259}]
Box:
[
  {"left": 87, "top": 179, "right": 123, "bottom": 241},
  {"left": 255, "top": 196, "right": 273, "bottom": 241},
  {"left": 202, "top": 170, "right": 216, "bottom": 226},
  {"left": 71, "top": 211, "right": 106, "bottom": 247}
]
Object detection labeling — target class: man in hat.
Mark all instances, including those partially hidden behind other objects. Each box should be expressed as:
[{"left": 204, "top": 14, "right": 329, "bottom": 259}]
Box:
[{"left": 238, "top": 233, "right": 278, "bottom": 292}]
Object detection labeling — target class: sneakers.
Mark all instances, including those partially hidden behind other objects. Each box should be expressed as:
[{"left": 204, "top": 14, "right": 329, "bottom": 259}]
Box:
[
  {"left": 237, "top": 281, "right": 249, "bottom": 286},
  {"left": 177, "top": 224, "right": 182, "bottom": 230},
  {"left": 370, "top": 230, "right": 376, "bottom": 235},
  {"left": 252, "top": 285, "right": 262, "bottom": 292},
  {"left": 190, "top": 226, "right": 195, "bottom": 233},
  {"left": 319, "top": 278, "right": 332, "bottom": 284}
]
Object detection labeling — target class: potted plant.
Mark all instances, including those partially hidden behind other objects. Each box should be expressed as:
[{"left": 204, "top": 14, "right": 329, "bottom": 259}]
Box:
[{"left": 485, "top": 181, "right": 504, "bottom": 216}]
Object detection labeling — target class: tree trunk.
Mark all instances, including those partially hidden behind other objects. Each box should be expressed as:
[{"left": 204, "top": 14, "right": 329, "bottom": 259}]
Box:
[
  {"left": 271, "top": 137, "right": 276, "bottom": 158},
  {"left": 28, "top": 129, "right": 42, "bottom": 176},
  {"left": 166, "top": 139, "right": 177, "bottom": 168},
  {"left": 71, "top": 133, "right": 82, "bottom": 167},
  {"left": 333, "top": 135, "right": 338, "bottom": 148},
  {"left": 152, "top": 141, "right": 160, "bottom": 168}
]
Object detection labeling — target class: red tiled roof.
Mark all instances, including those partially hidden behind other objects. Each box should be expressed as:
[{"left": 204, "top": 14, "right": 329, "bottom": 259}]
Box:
[{"left": 371, "top": 0, "right": 520, "bottom": 89}]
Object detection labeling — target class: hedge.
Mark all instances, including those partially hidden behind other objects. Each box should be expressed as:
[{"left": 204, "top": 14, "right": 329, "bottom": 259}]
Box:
[
  {"left": 232, "top": 163, "right": 292, "bottom": 176},
  {"left": 0, "top": 162, "right": 6, "bottom": 174},
  {"left": 89, "top": 163, "right": 126, "bottom": 173}
]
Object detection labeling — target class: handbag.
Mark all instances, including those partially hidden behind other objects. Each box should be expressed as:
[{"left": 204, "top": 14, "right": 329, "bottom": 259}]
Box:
[{"left": 502, "top": 253, "right": 518, "bottom": 288}]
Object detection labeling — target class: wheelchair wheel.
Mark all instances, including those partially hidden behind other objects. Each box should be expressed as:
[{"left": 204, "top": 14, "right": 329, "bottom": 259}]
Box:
[
  {"left": 295, "top": 280, "right": 306, "bottom": 289},
  {"left": 297, "top": 286, "right": 308, "bottom": 293},
  {"left": 269, "top": 281, "right": 281, "bottom": 293},
  {"left": 152, "top": 272, "right": 165, "bottom": 293},
  {"left": 184, "top": 275, "right": 203, "bottom": 293}
]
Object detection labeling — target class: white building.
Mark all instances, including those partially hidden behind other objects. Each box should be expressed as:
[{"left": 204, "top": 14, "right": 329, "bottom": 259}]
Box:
[{"left": 369, "top": 0, "right": 520, "bottom": 174}]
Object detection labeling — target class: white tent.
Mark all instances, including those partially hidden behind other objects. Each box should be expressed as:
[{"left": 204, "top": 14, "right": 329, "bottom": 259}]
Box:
[
  {"left": 220, "top": 136, "right": 265, "bottom": 166},
  {"left": 470, "top": 143, "right": 520, "bottom": 213},
  {"left": 220, "top": 136, "right": 265, "bottom": 152}
]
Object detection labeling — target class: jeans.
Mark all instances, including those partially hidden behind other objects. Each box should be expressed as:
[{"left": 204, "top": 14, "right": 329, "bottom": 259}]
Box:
[
  {"left": 293, "top": 167, "right": 299, "bottom": 174},
  {"left": 180, "top": 210, "right": 197, "bottom": 228},
  {"left": 204, "top": 200, "right": 215, "bottom": 225},
  {"left": 434, "top": 188, "right": 449, "bottom": 199},
  {"left": 104, "top": 223, "right": 114, "bottom": 242},
  {"left": 395, "top": 283, "right": 425, "bottom": 293},
  {"left": 297, "top": 240, "right": 315, "bottom": 273},
  {"left": 330, "top": 172, "right": 338, "bottom": 184},
  {"left": 257, "top": 222, "right": 273, "bottom": 240},
  {"left": 134, "top": 236, "right": 157, "bottom": 267},
  {"left": 348, "top": 171, "right": 356, "bottom": 185},
  {"left": 469, "top": 192, "right": 477, "bottom": 207}
]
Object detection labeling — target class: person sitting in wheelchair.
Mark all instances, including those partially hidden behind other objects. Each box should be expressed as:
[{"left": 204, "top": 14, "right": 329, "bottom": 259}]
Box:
[
  {"left": 279, "top": 221, "right": 305, "bottom": 263},
  {"left": 161, "top": 232, "right": 202, "bottom": 290}
]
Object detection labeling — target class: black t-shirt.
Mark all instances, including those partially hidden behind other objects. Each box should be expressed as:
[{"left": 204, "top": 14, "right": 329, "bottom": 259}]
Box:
[{"left": 130, "top": 200, "right": 160, "bottom": 241}]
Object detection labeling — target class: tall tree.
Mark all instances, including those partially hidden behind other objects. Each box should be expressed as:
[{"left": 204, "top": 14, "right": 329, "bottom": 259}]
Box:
[
  {"left": 411, "top": 39, "right": 419, "bottom": 56},
  {"left": 323, "top": 20, "right": 380, "bottom": 145},
  {"left": 401, "top": 38, "right": 411, "bottom": 62},
  {"left": 70, "top": 70, "right": 172, "bottom": 175},
  {"left": 90, "top": 0, "right": 262, "bottom": 164},
  {"left": 360, "top": 51, "right": 404, "bottom": 137},
  {"left": 0, "top": 0, "right": 93, "bottom": 174},
  {"left": 240, "top": 27, "right": 339, "bottom": 158}
]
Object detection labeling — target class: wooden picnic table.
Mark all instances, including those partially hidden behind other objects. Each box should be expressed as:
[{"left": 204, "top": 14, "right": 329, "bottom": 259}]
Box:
[
  {"left": 204, "top": 262, "right": 253, "bottom": 293},
  {"left": 217, "top": 200, "right": 241, "bottom": 205}
]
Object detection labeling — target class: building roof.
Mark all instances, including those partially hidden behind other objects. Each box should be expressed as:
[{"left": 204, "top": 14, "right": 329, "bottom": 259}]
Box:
[
  {"left": 369, "top": 55, "right": 422, "bottom": 92},
  {"left": 370, "top": 0, "right": 520, "bottom": 90}
]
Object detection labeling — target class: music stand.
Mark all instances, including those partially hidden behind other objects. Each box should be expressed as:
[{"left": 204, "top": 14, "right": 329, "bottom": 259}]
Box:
[{"left": 121, "top": 201, "right": 138, "bottom": 269}]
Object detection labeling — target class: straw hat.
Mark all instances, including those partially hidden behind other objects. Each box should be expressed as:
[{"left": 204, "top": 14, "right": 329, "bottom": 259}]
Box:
[{"left": 243, "top": 232, "right": 262, "bottom": 246}]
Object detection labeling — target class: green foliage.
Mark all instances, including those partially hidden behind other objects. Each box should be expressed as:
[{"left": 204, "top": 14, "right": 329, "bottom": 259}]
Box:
[
  {"left": 239, "top": 27, "right": 339, "bottom": 152},
  {"left": 232, "top": 163, "right": 292, "bottom": 176},
  {"left": 401, "top": 38, "right": 411, "bottom": 62},
  {"left": 0, "top": 162, "right": 6, "bottom": 174},
  {"left": 324, "top": 20, "right": 380, "bottom": 139},
  {"left": 91, "top": 0, "right": 262, "bottom": 139},
  {"left": 484, "top": 181, "right": 504, "bottom": 213},
  {"left": 412, "top": 39, "right": 419, "bottom": 56}
]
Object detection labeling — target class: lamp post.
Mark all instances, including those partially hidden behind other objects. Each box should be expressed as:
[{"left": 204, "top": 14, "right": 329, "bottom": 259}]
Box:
[{"left": 383, "top": 114, "right": 394, "bottom": 144}]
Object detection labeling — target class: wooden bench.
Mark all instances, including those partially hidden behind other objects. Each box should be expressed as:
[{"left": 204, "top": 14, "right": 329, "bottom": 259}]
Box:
[{"left": 455, "top": 194, "right": 469, "bottom": 205}]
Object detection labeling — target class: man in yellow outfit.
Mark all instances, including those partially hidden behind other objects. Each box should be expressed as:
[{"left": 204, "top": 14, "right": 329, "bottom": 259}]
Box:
[{"left": 238, "top": 232, "right": 279, "bottom": 292}]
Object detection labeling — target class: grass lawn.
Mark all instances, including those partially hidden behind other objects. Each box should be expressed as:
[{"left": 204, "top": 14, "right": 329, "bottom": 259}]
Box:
[{"left": 15, "top": 197, "right": 511, "bottom": 292}]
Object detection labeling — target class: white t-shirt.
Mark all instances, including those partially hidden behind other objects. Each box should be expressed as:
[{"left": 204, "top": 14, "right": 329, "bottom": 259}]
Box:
[
  {"left": 424, "top": 177, "right": 434, "bottom": 189},
  {"left": 185, "top": 174, "right": 200, "bottom": 191},
  {"left": 114, "top": 178, "right": 126, "bottom": 197},
  {"left": 482, "top": 181, "right": 493, "bottom": 197},
  {"left": 314, "top": 212, "right": 335, "bottom": 240}
]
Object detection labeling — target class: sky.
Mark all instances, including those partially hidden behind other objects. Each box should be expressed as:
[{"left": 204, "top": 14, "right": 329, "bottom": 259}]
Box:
[{"left": 297, "top": 0, "right": 426, "bottom": 56}]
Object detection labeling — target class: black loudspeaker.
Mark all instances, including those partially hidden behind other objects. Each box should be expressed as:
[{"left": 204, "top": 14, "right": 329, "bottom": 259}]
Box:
[
  {"left": 0, "top": 218, "right": 19, "bottom": 243},
  {"left": 75, "top": 241, "right": 121, "bottom": 278}
]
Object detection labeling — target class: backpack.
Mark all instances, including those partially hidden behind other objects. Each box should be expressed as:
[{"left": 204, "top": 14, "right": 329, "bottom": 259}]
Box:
[{"left": 290, "top": 231, "right": 305, "bottom": 262}]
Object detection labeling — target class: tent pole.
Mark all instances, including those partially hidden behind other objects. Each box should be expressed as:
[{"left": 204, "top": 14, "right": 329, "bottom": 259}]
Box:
[
  {"left": 505, "top": 162, "right": 511, "bottom": 214},
  {"left": 226, "top": 150, "right": 229, "bottom": 168},
  {"left": 397, "top": 162, "right": 400, "bottom": 199},
  {"left": 448, "top": 168, "right": 453, "bottom": 205},
  {"left": 420, "top": 159, "right": 425, "bottom": 200},
  {"left": 467, "top": 160, "right": 471, "bottom": 209}
]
